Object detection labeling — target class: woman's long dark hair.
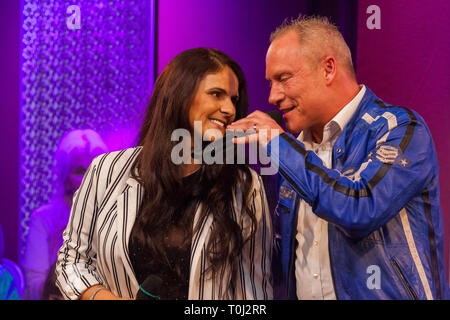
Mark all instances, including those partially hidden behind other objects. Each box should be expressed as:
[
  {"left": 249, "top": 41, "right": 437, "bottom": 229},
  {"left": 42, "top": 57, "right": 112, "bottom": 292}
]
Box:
[{"left": 130, "top": 48, "right": 256, "bottom": 277}]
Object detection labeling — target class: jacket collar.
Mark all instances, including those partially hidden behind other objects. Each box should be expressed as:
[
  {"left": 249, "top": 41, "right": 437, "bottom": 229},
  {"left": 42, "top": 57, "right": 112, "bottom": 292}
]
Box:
[{"left": 333, "top": 87, "right": 379, "bottom": 162}]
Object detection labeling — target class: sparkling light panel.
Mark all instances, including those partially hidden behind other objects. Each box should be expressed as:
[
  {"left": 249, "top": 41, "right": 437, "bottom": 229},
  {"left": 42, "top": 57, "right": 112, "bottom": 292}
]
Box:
[{"left": 19, "top": 0, "right": 154, "bottom": 258}]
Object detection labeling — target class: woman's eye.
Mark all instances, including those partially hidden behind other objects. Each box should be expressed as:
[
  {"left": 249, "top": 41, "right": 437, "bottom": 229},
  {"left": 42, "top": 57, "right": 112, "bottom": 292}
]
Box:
[
  {"left": 210, "top": 91, "right": 221, "bottom": 98},
  {"left": 231, "top": 96, "right": 239, "bottom": 105}
]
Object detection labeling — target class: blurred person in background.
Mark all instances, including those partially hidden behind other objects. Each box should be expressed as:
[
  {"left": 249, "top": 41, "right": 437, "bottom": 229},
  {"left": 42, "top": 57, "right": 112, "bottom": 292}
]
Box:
[{"left": 22, "top": 129, "right": 108, "bottom": 300}]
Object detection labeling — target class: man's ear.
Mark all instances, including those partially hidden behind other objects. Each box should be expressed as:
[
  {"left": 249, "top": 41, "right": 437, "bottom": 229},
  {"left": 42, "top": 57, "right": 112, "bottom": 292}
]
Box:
[{"left": 323, "top": 56, "right": 337, "bottom": 85}]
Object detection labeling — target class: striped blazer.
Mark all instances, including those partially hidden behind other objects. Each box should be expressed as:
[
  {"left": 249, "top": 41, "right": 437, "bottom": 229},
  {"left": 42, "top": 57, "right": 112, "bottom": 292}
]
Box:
[{"left": 55, "top": 147, "right": 273, "bottom": 300}]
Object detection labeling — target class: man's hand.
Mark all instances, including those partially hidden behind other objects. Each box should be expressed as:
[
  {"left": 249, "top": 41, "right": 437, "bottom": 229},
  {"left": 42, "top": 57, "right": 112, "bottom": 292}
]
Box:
[{"left": 227, "top": 110, "right": 284, "bottom": 147}]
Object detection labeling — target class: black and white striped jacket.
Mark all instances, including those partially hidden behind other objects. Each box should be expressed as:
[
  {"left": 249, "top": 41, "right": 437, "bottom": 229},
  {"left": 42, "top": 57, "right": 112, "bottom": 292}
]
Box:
[{"left": 55, "top": 147, "right": 273, "bottom": 300}]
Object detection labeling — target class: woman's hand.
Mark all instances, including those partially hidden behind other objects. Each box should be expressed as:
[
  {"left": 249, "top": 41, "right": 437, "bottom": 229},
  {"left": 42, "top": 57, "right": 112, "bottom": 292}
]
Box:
[{"left": 81, "top": 284, "right": 131, "bottom": 300}]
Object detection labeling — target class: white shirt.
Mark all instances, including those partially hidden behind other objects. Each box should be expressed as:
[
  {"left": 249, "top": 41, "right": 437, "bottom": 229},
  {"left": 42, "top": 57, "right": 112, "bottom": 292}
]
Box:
[{"left": 295, "top": 85, "right": 366, "bottom": 300}]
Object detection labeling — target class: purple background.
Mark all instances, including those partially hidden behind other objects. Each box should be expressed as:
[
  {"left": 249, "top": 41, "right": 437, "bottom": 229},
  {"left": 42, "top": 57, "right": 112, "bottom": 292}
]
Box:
[
  {"left": 0, "top": 1, "right": 20, "bottom": 262},
  {"left": 0, "top": 0, "right": 449, "bottom": 278},
  {"left": 17, "top": 0, "right": 153, "bottom": 261},
  {"left": 357, "top": 0, "right": 450, "bottom": 271},
  {"left": 157, "top": 0, "right": 308, "bottom": 112}
]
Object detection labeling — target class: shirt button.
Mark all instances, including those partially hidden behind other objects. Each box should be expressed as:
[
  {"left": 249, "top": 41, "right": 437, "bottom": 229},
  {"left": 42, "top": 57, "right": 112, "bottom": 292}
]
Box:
[
  {"left": 321, "top": 146, "right": 327, "bottom": 151},
  {"left": 314, "top": 240, "right": 319, "bottom": 246},
  {"left": 68, "top": 289, "right": 74, "bottom": 296},
  {"left": 313, "top": 273, "right": 319, "bottom": 279},
  {"left": 336, "top": 148, "right": 342, "bottom": 154}
]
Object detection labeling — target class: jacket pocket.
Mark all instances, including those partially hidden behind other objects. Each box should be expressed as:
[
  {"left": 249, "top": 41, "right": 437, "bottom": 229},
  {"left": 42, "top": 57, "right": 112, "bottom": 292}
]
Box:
[{"left": 391, "top": 258, "right": 418, "bottom": 300}]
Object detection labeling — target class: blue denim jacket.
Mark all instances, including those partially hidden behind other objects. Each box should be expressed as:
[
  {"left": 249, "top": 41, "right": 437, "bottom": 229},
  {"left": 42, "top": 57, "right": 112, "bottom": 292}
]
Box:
[{"left": 267, "top": 87, "right": 450, "bottom": 299}]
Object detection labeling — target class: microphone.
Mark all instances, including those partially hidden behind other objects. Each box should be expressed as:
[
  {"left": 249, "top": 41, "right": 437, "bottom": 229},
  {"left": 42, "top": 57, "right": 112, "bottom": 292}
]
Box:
[
  {"left": 136, "top": 275, "right": 163, "bottom": 300},
  {"left": 225, "top": 109, "right": 283, "bottom": 138},
  {"left": 266, "top": 109, "right": 283, "bottom": 126},
  {"left": 192, "top": 109, "right": 283, "bottom": 159}
]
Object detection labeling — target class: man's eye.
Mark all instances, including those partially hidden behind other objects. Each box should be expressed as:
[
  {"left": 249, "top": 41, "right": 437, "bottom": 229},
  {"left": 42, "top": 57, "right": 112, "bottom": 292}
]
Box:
[{"left": 278, "top": 74, "right": 292, "bottom": 83}]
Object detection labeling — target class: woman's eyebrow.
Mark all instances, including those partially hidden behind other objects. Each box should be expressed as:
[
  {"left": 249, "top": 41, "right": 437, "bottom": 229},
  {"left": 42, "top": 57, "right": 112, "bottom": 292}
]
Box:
[
  {"left": 206, "top": 87, "right": 239, "bottom": 99},
  {"left": 206, "top": 87, "right": 228, "bottom": 94}
]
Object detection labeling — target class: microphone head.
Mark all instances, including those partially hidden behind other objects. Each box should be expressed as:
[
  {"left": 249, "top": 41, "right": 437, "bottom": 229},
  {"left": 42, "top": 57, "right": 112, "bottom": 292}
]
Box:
[
  {"left": 266, "top": 110, "right": 283, "bottom": 126},
  {"left": 136, "top": 275, "right": 163, "bottom": 300}
]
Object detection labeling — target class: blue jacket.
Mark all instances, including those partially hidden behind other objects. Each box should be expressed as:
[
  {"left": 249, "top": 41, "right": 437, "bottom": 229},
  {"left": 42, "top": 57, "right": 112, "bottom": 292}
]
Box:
[
  {"left": 0, "top": 265, "right": 20, "bottom": 300},
  {"left": 267, "top": 87, "right": 450, "bottom": 300}
]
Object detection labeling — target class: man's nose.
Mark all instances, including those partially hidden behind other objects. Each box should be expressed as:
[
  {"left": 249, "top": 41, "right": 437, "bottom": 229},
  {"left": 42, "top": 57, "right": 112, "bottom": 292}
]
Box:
[{"left": 268, "top": 83, "right": 284, "bottom": 106}]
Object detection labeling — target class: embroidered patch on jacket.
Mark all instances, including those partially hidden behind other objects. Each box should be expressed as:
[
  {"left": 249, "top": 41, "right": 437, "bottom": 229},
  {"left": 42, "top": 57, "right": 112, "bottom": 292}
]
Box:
[
  {"left": 374, "top": 145, "right": 399, "bottom": 163},
  {"left": 369, "top": 144, "right": 411, "bottom": 167},
  {"left": 341, "top": 166, "right": 358, "bottom": 176},
  {"left": 340, "top": 165, "right": 366, "bottom": 182},
  {"left": 279, "top": 185, "right": 295, "bottom": 200}
]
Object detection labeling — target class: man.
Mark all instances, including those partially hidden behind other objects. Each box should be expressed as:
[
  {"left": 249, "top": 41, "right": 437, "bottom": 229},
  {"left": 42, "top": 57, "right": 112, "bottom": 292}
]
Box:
[{"left": 228, "top": 16, "right": 449, "bottom": 299}]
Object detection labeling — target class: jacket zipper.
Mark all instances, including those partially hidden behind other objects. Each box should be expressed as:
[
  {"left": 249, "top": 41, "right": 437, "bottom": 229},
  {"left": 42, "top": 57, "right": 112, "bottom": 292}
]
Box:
[{"left": 391, "top": 258, "right": 418, "bottom": 300}]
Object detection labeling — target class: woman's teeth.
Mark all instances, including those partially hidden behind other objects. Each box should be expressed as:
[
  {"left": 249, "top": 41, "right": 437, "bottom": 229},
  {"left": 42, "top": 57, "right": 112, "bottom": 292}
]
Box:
[{"left": 210, "top": 119, "right": 225, "bottom": 127}]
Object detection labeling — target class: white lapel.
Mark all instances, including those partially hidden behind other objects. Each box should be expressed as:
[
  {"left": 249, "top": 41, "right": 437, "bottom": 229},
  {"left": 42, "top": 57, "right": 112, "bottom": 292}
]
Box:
[
  {"left": 188, "top": 204, "right": 214, "bottom": 299},
  {"left": 115, "top": 177, "right": 141, "bottom": 294}
]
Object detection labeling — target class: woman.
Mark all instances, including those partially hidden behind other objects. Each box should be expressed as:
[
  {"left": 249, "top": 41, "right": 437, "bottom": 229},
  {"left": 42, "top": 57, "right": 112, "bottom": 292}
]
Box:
[
  {"left": 22, "top": 129, "right": 108, "bottom": 300},
  {"left": 55, "top": 48, "right": 272, "bottom": 300}
]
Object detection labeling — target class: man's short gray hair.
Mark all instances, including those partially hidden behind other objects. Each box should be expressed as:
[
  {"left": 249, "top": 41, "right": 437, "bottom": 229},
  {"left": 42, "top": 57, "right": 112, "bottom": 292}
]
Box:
[{"left": 270, "top": 15, "right": 355, "bottom": 78}]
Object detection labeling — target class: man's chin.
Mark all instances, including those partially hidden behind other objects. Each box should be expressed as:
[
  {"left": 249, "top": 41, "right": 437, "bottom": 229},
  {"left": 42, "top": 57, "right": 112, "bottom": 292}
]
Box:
[{"left": 285, "top": 122, "right": 303, "bottom": 136}]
